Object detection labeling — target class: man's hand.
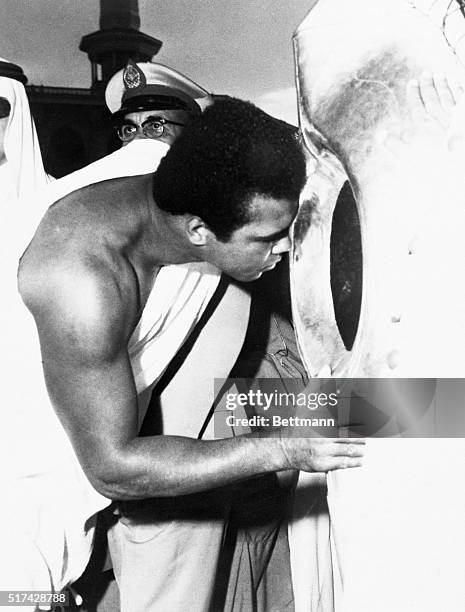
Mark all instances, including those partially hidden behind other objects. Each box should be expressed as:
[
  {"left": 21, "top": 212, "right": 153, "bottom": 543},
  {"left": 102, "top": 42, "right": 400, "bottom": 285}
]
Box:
[
  {"left": 378, "top": 71, "right": 465, "bottom": 162},
  {"left": 407, "top": 73, "right": 465, "bottom": 154},
  {"left": 279, "top": 436, "right": 365, "bottom": 473}
]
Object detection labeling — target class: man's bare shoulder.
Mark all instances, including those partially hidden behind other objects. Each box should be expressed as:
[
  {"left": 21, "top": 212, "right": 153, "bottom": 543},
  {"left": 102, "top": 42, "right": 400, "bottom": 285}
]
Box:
[
  {"left": 19, "top": 172, "right": 150, "bottom": 298},
  {"left": 17, "top": 173, "right": 153, "bottom": 358},
  {"left": 55, "top": 174, "right": 150, "bottom": 209},
  {"left": 18, "top": 238, "right": 139, "bottom": 360}
]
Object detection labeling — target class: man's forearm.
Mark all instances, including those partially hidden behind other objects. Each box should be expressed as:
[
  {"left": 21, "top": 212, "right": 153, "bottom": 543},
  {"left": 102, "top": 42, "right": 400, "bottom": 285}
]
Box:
[{"left": 91, "top": 433, "right": 288, "bottom": 500}]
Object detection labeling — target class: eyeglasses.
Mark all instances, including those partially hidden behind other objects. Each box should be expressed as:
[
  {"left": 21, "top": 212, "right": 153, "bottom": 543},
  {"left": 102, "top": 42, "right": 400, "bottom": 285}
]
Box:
[{"left": 116, "top": 116, "right": 186, "bottom": 142}]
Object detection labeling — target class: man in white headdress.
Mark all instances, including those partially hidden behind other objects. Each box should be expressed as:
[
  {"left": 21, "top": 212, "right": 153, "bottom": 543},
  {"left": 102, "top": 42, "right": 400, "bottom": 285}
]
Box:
[{"left": 0, "top": 59, "right": 49, "bottom": 204}]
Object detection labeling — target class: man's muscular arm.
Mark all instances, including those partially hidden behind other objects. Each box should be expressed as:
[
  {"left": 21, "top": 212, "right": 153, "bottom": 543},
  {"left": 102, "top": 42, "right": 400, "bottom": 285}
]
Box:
[{"left": 20, "top": 262, "right": 363, "bottom": 501}]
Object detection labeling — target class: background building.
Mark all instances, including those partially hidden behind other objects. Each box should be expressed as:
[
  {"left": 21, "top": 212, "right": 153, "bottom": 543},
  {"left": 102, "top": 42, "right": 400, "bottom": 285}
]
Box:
[{"left": 26, "top": 0, "right": 161, "bottom": 177}]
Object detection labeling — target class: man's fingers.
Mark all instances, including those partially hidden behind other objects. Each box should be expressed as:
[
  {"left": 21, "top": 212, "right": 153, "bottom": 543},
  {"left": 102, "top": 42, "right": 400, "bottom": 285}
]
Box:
[
  {"left": 320, "top": 456, "right": 363, "bottom": 472},
  {"left": 332, "top": 442, "right": 365, "bottom": 458},
  {"left": 445, "top": 73, "right": 465, "bottom": 152},
  {"left": 333, "top": 438, "right": 365, "bottom": 446},
  {"left": 297, "top": 439, "right": 365, "bottom": 473},
  {"left": 433, "top": 75, "right": 457, "bottom": 115},
  {"left": 410, "top": 73, "right": 465, "bottom": 130},
  {"left": 417, "top": 74, "right": 450, "bottom": 128},
  {"left": 311, "top": 439, "right": 365, "bottom": 457},
  {"left": 444, "top": 72, "right": 465, "bottom": 106},
  {"left": 408, "top": 74, "right": 449, "bottom": 128},
  {"left": 338, "top": 456, "right": 363, "bottom": 469},
  {"left": 407, "top": 78, "right": 428, "bottom": 121}
]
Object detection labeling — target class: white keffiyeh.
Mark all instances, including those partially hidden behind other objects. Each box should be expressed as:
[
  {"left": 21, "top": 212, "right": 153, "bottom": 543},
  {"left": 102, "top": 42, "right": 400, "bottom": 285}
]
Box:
[{"left": 0, "top": 59, "right": 49, "bottom": 205}]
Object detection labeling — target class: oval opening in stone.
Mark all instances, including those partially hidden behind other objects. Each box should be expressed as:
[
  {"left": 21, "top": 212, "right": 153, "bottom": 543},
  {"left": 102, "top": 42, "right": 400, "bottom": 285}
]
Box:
[{"left": 329, "top": 181, "right": 362, "bottom": 351}]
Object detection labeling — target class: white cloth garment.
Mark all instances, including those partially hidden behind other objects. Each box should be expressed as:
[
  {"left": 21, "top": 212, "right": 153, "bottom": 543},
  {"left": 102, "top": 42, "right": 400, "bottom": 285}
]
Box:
[
  {"left": 0, "top": 139, "right": 220, "bottom": 597},
  {"left": 45, "top": 137, "right": 169, "bottom": 204},
  {"left": 0, "top": 59, "right": 49, "bottom": 204}
]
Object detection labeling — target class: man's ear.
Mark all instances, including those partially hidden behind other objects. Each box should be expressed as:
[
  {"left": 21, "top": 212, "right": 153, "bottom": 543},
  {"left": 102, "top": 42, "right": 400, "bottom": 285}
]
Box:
[{"left": 185, "top": 215, "right": 211, "bottom": 246}]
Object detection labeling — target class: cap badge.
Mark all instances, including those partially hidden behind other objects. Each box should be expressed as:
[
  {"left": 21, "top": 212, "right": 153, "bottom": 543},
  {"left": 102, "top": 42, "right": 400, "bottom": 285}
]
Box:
[{"left": 123, "top": 60, "right": 146, "bottom": 91}]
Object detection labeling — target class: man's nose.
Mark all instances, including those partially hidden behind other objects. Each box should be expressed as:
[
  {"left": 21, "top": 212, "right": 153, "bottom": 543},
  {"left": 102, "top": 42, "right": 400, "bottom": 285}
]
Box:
[
  {"left": 271, "top": 234, "right": 291, "bottom": 255},
  {"left": 133, "top": 127, "right": 148, "bottom": 140}
]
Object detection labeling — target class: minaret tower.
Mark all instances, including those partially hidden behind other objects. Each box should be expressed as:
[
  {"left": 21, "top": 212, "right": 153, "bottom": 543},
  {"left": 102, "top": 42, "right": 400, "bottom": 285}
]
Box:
[{"left": 80, "top": 0, "right": 162, "bottom": 90}]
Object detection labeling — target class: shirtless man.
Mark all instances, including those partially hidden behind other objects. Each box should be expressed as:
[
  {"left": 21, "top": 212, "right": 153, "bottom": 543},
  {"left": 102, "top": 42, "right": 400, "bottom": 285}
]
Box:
[{"left": 13, "top": 96, "right": 363, "bottom": 608}]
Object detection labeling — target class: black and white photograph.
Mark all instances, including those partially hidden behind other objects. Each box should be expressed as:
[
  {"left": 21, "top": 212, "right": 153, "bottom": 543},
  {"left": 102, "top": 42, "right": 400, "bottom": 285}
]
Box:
[{"left": 1, "top": 1, "right": 465, "bottom": 611}]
